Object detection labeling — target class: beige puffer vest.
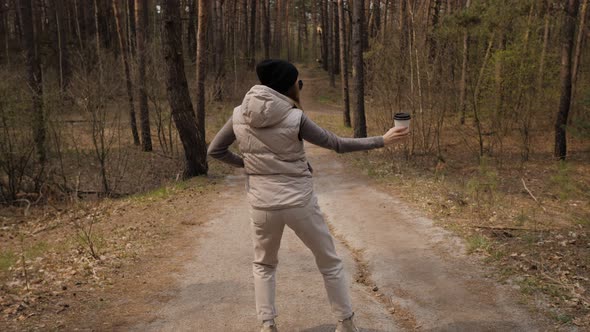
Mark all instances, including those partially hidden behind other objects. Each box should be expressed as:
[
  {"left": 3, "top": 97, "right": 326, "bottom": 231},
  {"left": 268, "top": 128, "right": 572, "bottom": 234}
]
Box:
[{"left": 233, "top": 85, "right": 313, "bottom": 210}]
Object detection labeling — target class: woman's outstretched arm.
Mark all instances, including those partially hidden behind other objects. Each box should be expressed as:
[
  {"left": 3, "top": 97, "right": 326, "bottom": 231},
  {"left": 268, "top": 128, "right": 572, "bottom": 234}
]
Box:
[
  {"left": 299, "top": 114, "right": 407, "bottom": 153},
  {"left": 207, "top": 117, "right": 245, "bottom": 168}
]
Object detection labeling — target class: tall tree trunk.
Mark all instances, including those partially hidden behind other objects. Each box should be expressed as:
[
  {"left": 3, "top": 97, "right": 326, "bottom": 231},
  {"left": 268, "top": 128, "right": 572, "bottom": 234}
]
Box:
[
  {"left": 0, "top": 5, "right": 6, "bottom": 64},
  {"left": 195, "top": 0, "right": 209, "bottom": 173},
  {"left": 285, "top": 0, "right": 290, "bottom": 61},
  {"left": 328, "top": 0, "right": 335, "bottom": 87},
  {"left": 113, "top": 0, "right": 140, "bottom": 146},
  {"left": 362, "top": 0, "right": 369, "bottom": 50},
  {"left": 311, "top": 0, "right": 318, "bottom": 60},
  {"left": 93, "top": 0, "right": 101, "bottom": 69},
  {"left": 338, "top": 0, "right": 351, "bottom": 127},
  {"left": 352, "top": 0, "right": 367, "bottom": 138},
  {"left": 297, "top": 0, "right": 303, "bottom": 60},
  {"left": 459, "top": 0, "right": 471, "bottom": 125},
  {"left": 274, "top": 0, "right": 281, "bottom": 57},
  {"left": 382, "top": 0, "right": 389, "bottom": 44},
  {"left": 321, "top": 0, "right": 328, "bottom": 70},
  {"left": 243, "top": 0, "right": 249, "bottom": 55},
  {"left": 261, "top": 0, "right": 270, "bottom": 58},
  {"left": 248, "top": 0, "right": 256, "bottom": 68},
  {"left": 162, "top": 0, "right": 207, "bottom": 177},
  {"left": 428, "top": 0, "right": 441, "bottom": 63},
  {"left": 19, "top": 0, "right": 45, "bottom": 164},
  {"left": 571, "top": 0, "right": 588, "bottom": 112},
  {"left": 397, "top": 0, "right": 408, "bottom": 112},
  {"left": 369, "top": 0, "right": 381, "bottom": 39},
  {"left": 55, "top": 0, "right": 70, "bottom": 91},
  {"left": 135, "top": 0, "right": 152, "bottom": 151},
  {"left": 187, "top": 0, "right": 197, "bottom": 62},
  {"left": 537, "top": 3, "right": 550, "bottom": 93},
  {"left": 332, "top": 0, "right": 340, "bottom": 74},
  {"left": 127, "top": 0, "right": 136, "bottom": 56},
  {"left": 213, "top": 0, "right": 224, "bottom": 100},
  {"left": 554, "top": 0, "right": 579, "bottom": 160},
  {"left": 97, "top": 0, "right": 111, "bottom": 50}
]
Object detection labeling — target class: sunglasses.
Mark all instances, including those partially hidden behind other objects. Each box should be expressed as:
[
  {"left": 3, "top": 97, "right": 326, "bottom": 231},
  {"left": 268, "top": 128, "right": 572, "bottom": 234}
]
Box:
[{"left": 298, "top": 80, "right": 303, "bottom": 90}]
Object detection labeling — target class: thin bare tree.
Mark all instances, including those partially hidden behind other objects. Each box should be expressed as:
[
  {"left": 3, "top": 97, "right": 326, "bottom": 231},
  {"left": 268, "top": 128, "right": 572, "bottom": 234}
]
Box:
[
  {"left": 112, "top": 0, "right": 140, "bottom": 146},
  {"left": 18, "top": 0, "right": 45, "bottom": 164},
  {"left": 261, "top": 0, "right": 270, "bottom": 59},
  {"left": 213, "top": 0, "right": 225, "bottom": 100},
  {"left": 195, "top": 0, "right": 209, "bottom": 174},
  {"left": 459, "top": 0, "right": 471, "bottom": 125},
  {"left": 555, "top": 0, "right": 580, "bottom": 160},
  {"left": 135, "top": 0, "right": 152, "bottom": 151},
  {"left": 248, "top": 0, "right": 257, "bottom": 68},
  {"left": 571, "top": 0, "right": 588, "bottom": 111},
  {"left": 187, "top": 0, "right": 197, "bottom": 62},
  {"left": 338, "top": 0, "right": 351, "bottom": 127},
  {"left": 352, "top": 0, "right": 367, "bottom": 137},
  {"left": 162, "top": 0, "right": 207, "bottom": 177}
]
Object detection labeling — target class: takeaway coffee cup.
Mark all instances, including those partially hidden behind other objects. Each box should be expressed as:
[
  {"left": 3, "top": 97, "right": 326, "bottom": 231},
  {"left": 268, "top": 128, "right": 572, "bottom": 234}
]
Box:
[{"left": 394, "top": 112, "right": 411, "bottom": 128}]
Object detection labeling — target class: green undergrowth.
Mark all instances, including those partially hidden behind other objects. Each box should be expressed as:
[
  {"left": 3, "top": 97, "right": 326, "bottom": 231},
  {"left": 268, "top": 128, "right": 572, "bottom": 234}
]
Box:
[
  {"left": 308, "top": 97, "right": 590, "bottom": 327},
  {"left": 0, "top": 250, "right": 16, "bottom": 272}
]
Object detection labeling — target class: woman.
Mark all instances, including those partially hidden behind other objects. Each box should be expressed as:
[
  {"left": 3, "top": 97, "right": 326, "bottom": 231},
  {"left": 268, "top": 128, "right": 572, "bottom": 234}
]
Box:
[{"left": 207, "top": 60, "right": 409, "bottom": 332}]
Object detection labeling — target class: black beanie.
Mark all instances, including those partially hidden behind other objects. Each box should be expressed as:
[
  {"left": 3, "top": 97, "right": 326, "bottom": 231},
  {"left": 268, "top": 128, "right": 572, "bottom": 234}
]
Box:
[{"left": 256, "top": 59, "right": 299, "bottom": 94}]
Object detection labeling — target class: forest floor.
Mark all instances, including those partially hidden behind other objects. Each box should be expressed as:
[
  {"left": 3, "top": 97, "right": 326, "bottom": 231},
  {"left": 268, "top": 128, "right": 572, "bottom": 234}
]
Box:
[{"left": 0, "top": 65, "right": 587, "bottom": 331}]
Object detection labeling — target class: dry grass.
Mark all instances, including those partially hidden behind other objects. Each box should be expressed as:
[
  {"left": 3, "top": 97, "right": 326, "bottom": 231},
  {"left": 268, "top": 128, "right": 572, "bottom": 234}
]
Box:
[
  {"left": 0, "top": 92, "right": 240, "bottom": 330},
  {"left": 305, "top": 65, "right": 590, "bottom": 328}
]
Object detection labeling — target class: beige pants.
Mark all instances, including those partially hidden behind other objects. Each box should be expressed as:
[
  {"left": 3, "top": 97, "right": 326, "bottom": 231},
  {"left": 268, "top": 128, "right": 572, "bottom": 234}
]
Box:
[{"left": 249, "top": 194, "right": 353, "bottom": 321}]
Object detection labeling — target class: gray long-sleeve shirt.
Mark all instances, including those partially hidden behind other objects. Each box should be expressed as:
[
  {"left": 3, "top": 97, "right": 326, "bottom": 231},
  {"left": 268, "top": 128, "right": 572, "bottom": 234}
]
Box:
[{"left": 207, "top": 114, "right": 385, "bottom": 168}]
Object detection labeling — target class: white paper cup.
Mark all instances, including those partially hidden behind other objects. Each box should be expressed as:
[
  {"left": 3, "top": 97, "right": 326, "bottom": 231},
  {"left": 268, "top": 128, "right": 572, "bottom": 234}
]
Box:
[
  {"left": 393, "top": 113, "right": 411, "bottom": 129},
  {"left": 394, "top": 119, "right": 410, "bottom": 128}
]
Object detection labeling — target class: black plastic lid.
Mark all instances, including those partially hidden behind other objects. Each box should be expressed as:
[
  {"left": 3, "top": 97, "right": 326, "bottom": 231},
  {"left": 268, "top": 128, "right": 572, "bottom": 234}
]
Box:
[{"left": 394, "top": 112, "right": 411, "bottom": 120}]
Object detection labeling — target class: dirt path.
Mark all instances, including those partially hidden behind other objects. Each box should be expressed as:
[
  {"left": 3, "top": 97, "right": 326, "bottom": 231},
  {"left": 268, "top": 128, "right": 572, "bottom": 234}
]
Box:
[
  {"left": 310, "top": 143, "right": 542, "bottom": 331},
  {"left": 126, "top": 68, "right": 546, "bottom": 331},
  {"left": 130, "top": 174, "right": 397, "bottom": 332}
]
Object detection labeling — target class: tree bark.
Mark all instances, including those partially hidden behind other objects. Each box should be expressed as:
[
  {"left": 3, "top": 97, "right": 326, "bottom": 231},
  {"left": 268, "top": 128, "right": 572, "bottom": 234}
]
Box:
[
  {"left": 352, "top": 0, "right": 367, "bottom": 138},
  {"left": 555, "top": 0, "right": 579, "bottom": 160},
  {"left": 297, "top": 0, "right": 304, "bottom": 60},
  {"left": 382, "top": 0, "right": 389, "bottom": 44},
  {"left": 285, "top": 0, "right": 290, "bottom": 61},
  {"left": 54, "top": 0, "right": 71, "bottom": 91},
  {"left": 537, "top": 2, "right": 550, "bottom": 93},
  {"left": 332, "top": 0, "right": 340, "bottom": 74},
  {"left": 127, "top": 0, "right": 136, "bottom": 56},
  {"left": 19, "top": 0, "right": 45, "bottom": 164},
  {"left": 112, "top": 0, "right": 140, "bottom": 146},
  {"left": 248, "top": 0, "right": 256, "bottom": 68},
  {"left": 311, "top": 0, "right": 318, "bottom": 60},
  {"left": 328, "top": 0, "right": 335, "bottom": 87},
  {"left": 261, "top": 0, "right": 270, "bottom": 58},
  {"left": 369, "top": 0, "right": 380, "bottom": 39},
  {"left": 187, "top": 0, "right": 197, "bottom": 62},
  {"left": 396, "top": 0, "right": 408, "bottom": 112},
  {"left": 571, "top": 0, "right": 588, "bottom": 109},
  {"left": 195, "top": 0, "right": 209, "bottom": 174},
  {"left": 162, "top": 0, "right": 207, "bottom": 177},
  {"left": 135, "top": 0, "right": 152, "bottom": 151},
  {"left": 321, "top": 0, "right": 328, "bottom": 70},
  {"left": 459, "top": 0, "right": 471, "bottom": 125},
  {"left": 273, "top": 0, "right": 281, "bottom": 57},
  {"left": 428, "top": 0, "right": 441, "bottom": 63},
  {"left": 213, "top": 0, "right": 225, "bottom": 100},
  {"left": 0, "top": 4, "right": 6, "bottom": 64},
  {"left": 338, "top": 0, "right": 351, "bottom": 127}
]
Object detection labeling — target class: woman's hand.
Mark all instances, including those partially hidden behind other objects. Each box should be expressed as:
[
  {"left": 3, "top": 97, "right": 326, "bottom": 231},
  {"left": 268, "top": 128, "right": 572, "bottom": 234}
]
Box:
[{"left": 383, "top": 126, "right": 410, "bottom": 145}]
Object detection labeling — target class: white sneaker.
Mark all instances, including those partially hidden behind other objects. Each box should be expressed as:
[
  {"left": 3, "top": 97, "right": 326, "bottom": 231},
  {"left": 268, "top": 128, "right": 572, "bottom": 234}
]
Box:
[
  {"left": 260, "top": 324, "right": 278, "bottom": 332},
  {"left": 260, "top": 321, "right": 279, "bottom": 332},
  {"left": 335, "top": 313, "right": 359, "bottom": 332}
]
